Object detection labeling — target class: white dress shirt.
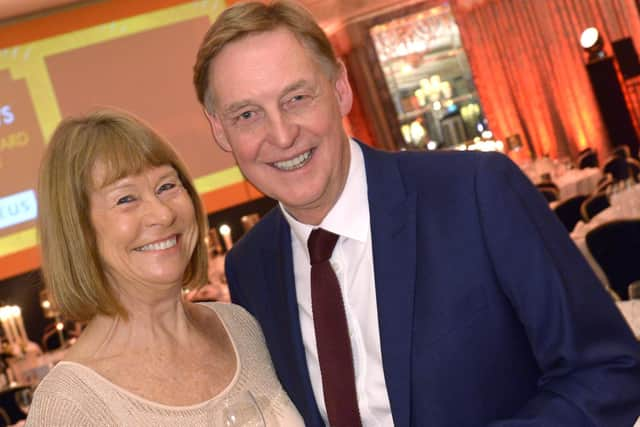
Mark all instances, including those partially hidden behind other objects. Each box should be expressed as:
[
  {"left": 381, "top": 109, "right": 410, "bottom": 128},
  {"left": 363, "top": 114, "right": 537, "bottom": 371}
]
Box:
[{"left": 280, "top": 139, "right": 394, "bottom": 427}]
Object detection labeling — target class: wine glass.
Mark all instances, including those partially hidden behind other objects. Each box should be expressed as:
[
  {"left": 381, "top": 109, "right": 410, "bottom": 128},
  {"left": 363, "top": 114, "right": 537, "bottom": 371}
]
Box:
[{"left": 217, "top": 390, "right": 266, "bottom": 427}]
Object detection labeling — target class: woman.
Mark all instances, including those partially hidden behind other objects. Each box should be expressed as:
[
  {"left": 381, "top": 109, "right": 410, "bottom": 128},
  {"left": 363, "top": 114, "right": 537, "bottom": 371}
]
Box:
[{"left": 26, "top": 109, "right": 303, "bottom": 426}]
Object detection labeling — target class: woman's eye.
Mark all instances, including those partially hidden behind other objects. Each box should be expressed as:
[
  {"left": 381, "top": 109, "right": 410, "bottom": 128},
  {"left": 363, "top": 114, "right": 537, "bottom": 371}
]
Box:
[
  {"left": 116, "top": 195, "right": 135, "bottom": 205},
  {"left": 157, "top": 182, "right": 177, "bottom": 193}
]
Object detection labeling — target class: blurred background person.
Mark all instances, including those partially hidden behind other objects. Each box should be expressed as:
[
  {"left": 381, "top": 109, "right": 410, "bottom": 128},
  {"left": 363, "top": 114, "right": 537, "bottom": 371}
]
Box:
[{"left": 185, "top": 247, "right": 230, "bottom": 303}]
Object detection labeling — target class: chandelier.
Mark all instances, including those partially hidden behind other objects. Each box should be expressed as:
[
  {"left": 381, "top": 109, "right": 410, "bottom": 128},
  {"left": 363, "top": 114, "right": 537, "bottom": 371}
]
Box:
[{"left": 370, "top": 5, "right": 459, "bottom": 63}]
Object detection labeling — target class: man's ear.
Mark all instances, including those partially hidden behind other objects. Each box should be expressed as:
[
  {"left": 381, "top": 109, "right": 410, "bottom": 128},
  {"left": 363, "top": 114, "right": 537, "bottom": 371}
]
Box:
[
  {"left": 203, "top": 108, "right": 232, "bottom": 152},
  {"left": 334, "top": 60, "right": 353, "bottom": 117}
]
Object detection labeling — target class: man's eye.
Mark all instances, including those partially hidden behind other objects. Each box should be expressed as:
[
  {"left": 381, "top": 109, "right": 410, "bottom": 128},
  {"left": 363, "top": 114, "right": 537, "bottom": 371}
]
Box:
[
  {"left": 286, "top": 94, "right": 311, "bottom": 108},
  {"left": 228, "top": 109, "right": 262, "bottom": 126},
  {"left": 238, "top": 111, "right": 254, "bottom": 120},
  {"left": 116, "top": 195, "right": 135, "bottom": 205}
]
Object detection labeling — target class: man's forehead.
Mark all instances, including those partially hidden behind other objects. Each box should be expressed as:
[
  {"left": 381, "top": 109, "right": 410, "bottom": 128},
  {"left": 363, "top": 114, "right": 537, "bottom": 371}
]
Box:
[
  {"left": 222, "top": 27, "right": 301, "bottom": 54},
  {"left": 209, "top": 28, "right": 320, "bottom": 79},
  {"left": 212, "top": 29, "right": 298, "bottom": 66},
  {"left": 209, "top": 30, "right": 321, "bottom": 111}
]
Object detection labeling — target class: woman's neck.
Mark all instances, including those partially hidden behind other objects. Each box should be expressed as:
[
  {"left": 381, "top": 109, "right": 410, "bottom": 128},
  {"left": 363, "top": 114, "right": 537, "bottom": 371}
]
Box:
[
  {"left": 68, "top": 291, "right": 203, "bottom": 362},
  {"left": 62, "top": 298, "right": 236, "bottom": 406}
]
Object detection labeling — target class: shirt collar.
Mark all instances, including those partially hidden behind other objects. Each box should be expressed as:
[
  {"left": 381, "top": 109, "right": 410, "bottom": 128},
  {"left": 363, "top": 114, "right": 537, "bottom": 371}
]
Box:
[{"left": 280, "top": 138, "right": 370, "bottom": 250}]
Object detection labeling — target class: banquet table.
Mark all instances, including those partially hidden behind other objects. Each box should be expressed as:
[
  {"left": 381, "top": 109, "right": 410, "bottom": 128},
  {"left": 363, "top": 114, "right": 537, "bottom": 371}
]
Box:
[
  {"left": 521, "top": 159, "right": 601, "bottom": 199},
  {"left": 570, "top": 184, "right": 640, "bottom": 292},
  {"left": 553, "top": 167, "right": 601, "bottom": 199}
]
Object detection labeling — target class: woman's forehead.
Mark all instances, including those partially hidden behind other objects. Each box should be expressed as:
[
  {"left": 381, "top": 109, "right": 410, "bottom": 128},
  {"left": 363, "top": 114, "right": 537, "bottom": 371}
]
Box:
[{"left": 89, "top": 159, "right": 174, "bottom": 190}]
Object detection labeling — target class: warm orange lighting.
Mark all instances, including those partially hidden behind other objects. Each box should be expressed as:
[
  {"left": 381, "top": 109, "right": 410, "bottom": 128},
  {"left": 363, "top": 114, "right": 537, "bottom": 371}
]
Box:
[{"left": 453, "top": 3, "right": 620, "bottom": 161}]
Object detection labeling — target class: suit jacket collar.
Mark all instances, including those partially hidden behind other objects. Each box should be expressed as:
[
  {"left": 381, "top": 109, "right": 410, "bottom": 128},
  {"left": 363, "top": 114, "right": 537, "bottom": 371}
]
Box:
[
  {"left": 262, "top": 142, "right": 416, "bottom": 426},
  {"left": 260, "top": 213, "right": 325, "bottom": 426},
  {"left": 361, "top": 142, "right": 416, "bottom": 427}
]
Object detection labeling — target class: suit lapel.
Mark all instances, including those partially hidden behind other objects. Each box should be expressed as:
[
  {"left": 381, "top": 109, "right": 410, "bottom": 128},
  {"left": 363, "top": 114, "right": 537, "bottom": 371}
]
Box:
[
  {"left": 262, "top": 211, "right": 324, "bottom": 426},
  {"left": 362, "top": 144, "right": 416, "bottom": 427}
]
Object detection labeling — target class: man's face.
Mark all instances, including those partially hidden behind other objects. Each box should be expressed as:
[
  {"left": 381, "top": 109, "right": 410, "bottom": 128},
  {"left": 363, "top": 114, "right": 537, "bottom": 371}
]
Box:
[{"left": 206, "top": 28, "right": 353, "bottom": 225}]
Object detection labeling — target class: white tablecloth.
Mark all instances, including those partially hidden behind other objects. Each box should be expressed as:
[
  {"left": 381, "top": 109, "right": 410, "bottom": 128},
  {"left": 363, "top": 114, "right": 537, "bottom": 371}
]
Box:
[
  {"left": 617, "top": 300, "right": 640, "bottom": 338},
  {"left": 554, "top": 168, "right": 601, "bottom": 199},
  {"left": 521, "top": 157, "right": 601, "bottom": 197}
]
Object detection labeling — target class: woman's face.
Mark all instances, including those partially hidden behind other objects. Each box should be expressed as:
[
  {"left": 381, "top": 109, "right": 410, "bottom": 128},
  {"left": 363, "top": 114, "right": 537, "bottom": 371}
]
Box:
[{"left": 89, "top": 163, "right": 199, "bottom": 292}]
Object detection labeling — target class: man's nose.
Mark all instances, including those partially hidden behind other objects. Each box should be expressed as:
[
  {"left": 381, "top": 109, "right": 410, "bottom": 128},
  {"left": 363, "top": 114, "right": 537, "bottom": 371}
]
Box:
[{"left": 267, "top": 112, "right": 300, "bottom": 149}]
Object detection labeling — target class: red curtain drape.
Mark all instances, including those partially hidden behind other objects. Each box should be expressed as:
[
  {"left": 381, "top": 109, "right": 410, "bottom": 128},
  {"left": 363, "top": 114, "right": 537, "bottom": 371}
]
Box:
[{"left": 451, "top": 0, "right": 640, "bottom": 161}]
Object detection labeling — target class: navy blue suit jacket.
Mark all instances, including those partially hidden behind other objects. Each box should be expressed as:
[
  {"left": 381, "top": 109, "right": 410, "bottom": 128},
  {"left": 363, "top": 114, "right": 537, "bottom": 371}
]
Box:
[{"left": 225, "top": 144, "right": 640, "bottom": 426}]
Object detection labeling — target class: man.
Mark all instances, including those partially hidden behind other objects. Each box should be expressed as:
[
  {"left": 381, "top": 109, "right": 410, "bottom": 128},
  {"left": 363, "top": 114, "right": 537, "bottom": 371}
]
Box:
[{"left": 193, "top": 1, "right": 640, "bottom": 426}]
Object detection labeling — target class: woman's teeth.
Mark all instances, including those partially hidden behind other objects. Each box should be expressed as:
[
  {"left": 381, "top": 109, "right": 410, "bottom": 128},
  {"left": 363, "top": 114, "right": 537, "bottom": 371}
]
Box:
[{"left": 136, "top": 236, "right": 177, "bottom": 252}]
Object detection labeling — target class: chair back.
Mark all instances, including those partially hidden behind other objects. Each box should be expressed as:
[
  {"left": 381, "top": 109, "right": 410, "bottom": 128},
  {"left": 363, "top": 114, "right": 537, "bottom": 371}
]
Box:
[
  {"left": 535, "top": 181, "right": 559, "bottom": 191},
  {"left": 586, "top": 219, "right": 640, "bottom": 300},
  {"left": 539, "top": 188, "right": 558, "bottom": 202},
  {"left": 535, "top": 182, "right": 559, "bottom": 202},
  {"left": 0, "top": 385, "right": 32, "bottom": 425},
  {"left": 603, "top": 155, "right": 630, "bottom": 182},
  {"left": 595, "top": 174, "right": 613, "bottom": 194},
  {"left": 0, "top": 408, "right": 9, "bottom": 427},
  {"left": 580, "top": 192, "right": 609, "bottom": 222},
  {"left": 553, "top": 194, "right": 588, "bottom": 231},
  {"left": 627, "top": 158, "right": 640, "bottom": 182},
  {"left": 612, "top": 145, "right": 631, "bottom": 158},
  {"left": 577, "top": 151, "right": 598, "bottom": 169}
]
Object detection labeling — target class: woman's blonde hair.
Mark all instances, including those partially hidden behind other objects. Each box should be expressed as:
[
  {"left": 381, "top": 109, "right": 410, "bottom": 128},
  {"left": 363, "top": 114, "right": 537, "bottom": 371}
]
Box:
[
  {"left": 193, "top": 0, "right": 339, "bottom": 113},
  {"left": 38, "top": 109, "right": 208, "bottom": 322}
]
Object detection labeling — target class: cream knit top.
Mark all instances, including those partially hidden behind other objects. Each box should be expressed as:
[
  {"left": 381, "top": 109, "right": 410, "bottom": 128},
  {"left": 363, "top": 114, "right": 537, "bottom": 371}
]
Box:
[{"left": 25, "top": 302, "right": 304, "bottom": 426}]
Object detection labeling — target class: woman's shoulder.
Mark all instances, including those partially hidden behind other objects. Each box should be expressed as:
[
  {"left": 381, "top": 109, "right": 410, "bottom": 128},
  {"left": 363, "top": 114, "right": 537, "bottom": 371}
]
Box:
[
  {"left": 27, "top": 362, "right": 102, "bottom": 424},
  {"left": 198, "top": 302, "right": 267, "bottom": 357},
  {"left": 27, "top": 361, "right": 123, "bottom": 426},
  {"left": 194, "top": 303, "right": 304, "bottom": 426},
  {"left": 198, "top": 302, "right": 257, "bottom": 329},
  {"left": 36, "top": 361, "right": 92, "bottom": 393}
]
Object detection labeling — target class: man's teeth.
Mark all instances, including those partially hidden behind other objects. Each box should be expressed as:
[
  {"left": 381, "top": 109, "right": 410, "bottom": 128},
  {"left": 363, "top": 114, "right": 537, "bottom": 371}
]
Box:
[
  {"left": 273, "top": 150, "right": 312, "bottom": 171},
  {"left": 136, "top": 236, "right": 177, "bottom": 252}
]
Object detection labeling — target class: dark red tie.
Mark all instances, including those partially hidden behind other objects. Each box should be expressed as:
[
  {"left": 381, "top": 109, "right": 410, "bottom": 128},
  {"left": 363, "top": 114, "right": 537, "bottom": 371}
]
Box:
[{"left": 308, "top": 228, "right": 362, "bottom": 427}]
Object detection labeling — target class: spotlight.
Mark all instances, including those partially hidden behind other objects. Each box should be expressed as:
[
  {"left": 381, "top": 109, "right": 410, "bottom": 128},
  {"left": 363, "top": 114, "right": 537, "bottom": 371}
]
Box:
[{"left": 580, "top": 27, "right": 605, "bottom": 61}]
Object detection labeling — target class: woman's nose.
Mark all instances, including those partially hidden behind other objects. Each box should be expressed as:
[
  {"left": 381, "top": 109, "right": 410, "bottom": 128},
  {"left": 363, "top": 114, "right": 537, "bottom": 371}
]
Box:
[{"left": 143, "top": 197, "right": 176, "bottom": 227}]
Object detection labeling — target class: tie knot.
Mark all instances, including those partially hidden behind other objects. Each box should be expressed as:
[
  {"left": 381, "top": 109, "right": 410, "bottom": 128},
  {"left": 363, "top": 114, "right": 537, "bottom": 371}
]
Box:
[{"left": 308, "top": 228, "right": 339, "bottom": 265}]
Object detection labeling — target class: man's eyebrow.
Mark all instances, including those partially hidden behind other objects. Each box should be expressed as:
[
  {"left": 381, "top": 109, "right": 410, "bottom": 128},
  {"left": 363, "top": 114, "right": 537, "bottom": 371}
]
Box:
[
  {"left": 220, "top": 79, "right": 314, "bottom": 116},
  {"left": 281, "top": 79, "right": 310, "bottom": 95},
  {"left": 222, "top": 100, "right": 252, "bottom": 115}
]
